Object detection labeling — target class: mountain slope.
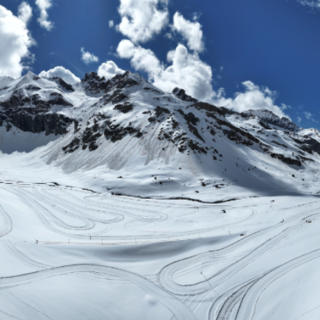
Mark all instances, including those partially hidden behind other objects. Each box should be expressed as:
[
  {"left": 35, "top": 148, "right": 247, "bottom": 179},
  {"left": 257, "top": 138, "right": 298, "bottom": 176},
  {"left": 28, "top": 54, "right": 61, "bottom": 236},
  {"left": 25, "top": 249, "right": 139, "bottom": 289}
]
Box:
[{"left": 1, "top": 71, "right": 320, "bottom": 199}]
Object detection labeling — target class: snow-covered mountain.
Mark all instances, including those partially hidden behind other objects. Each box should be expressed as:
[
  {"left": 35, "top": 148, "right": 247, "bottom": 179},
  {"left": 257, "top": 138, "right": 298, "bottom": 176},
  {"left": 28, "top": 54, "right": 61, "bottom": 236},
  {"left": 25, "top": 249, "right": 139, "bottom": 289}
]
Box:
[{"left": 1, "top": 70, "right": 320, "bottom": 197}]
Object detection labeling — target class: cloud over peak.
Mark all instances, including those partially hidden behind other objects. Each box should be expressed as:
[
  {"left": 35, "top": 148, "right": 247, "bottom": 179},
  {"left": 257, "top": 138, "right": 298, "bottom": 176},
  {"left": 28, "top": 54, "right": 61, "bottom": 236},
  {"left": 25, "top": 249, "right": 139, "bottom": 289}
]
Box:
[
  {"left": 117, "top": 0, "right": 169, "bottom": 43},
  {"left": 117, "top": 40, "right": 215, "bottom": 102},
  {"left": 97, "top": 61, "right": 125, "bottom": 80},
  {"left": 225, "top": 81, "right": 288, "bottom": 119},
  {"left": 39, "top": 66, "right": 80, "bottom": 84}
]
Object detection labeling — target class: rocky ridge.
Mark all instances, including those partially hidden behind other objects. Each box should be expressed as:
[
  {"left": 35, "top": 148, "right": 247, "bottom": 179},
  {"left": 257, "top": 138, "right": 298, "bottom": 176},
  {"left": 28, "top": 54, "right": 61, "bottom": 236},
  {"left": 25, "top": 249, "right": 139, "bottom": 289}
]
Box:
[{"left": 1, "top": 70, "right": 320, "bottom": 175}]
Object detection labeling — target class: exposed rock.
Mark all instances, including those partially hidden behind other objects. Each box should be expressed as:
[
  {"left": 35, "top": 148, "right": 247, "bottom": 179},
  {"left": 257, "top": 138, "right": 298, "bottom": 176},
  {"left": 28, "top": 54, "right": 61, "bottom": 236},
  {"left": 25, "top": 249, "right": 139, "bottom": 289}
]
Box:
[
  {"left": 242, "top": 110, "right": 300, "bottom": 132},
  {"left": 52, "top": 77, "right": 74, "bottom": 92},
  {"left": 155, "top": 106, "right": 170, "bottom": 117},
  {"left": 3, "top": 112, "right": 73, "bottom": 135},
  {"left": 81, "top": 72, "right": 110, "bottom": 94},
  {"left": 114, "top": 103, "right": 133, "bottom": 113},
  {"left": 173, "top": 88, "right": 197, "bottom": 103},
  {"left": 269, "top": 153, "right": 302, "bottom": 167},
  {"left": 104, "top": 122, "right": 139, "bottom": 143}
]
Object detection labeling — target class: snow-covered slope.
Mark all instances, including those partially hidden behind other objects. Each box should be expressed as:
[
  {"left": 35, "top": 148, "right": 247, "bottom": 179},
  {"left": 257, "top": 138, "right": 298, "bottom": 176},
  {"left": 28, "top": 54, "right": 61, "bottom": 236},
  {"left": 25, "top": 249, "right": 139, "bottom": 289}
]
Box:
[{"left": 2, "top": 70, "right": 320, "bottom": 197}]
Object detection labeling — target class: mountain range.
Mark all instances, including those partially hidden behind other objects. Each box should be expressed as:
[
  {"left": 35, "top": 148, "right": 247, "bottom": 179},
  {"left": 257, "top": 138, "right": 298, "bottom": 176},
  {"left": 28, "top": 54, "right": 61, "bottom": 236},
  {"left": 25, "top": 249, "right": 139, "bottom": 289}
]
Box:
[{"left": 1, "top": 70, "right": 320, "bottom": 199}]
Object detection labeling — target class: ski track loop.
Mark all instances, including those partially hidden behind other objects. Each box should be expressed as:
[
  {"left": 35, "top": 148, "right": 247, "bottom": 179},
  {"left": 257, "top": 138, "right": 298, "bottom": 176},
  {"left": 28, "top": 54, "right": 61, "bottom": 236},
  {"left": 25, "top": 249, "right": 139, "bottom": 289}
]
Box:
[
  {"left": 0, "top": 205, "right": 12, "bottom": 238},
  {"left": 2, "top": 181, "right": 320, "bottom": 319},
  {"left": 236, "top": 249, "right": 320, "bottom": 320},
  {"left": 0, "top": 264, "right": 197, "bottom": 320}
]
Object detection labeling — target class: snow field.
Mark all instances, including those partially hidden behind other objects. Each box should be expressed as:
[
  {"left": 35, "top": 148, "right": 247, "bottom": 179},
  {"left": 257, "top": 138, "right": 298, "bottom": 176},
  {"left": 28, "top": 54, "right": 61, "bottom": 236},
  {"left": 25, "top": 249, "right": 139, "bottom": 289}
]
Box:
[{"left": 1, "top": 180, "right": 320, "bottom": 319}]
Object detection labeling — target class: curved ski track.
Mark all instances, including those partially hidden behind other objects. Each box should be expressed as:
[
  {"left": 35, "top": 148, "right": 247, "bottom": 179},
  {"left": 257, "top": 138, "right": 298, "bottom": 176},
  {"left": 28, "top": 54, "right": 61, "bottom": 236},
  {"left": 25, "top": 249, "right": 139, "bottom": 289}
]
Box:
[{"left": 1, "top": 182, "right": 320, "bottom": 319}]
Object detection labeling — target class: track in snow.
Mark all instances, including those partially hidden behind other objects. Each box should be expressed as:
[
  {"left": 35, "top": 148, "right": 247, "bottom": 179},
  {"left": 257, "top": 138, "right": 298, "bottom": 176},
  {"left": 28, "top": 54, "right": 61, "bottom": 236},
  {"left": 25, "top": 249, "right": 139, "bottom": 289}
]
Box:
[{"left": 1, "top": 182, "right": 320, "bottom": 319}]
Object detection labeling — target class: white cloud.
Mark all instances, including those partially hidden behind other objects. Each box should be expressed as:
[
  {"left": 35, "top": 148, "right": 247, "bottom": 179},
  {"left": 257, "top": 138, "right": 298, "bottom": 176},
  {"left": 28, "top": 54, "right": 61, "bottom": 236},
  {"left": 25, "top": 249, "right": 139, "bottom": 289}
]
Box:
[
  {"left": 224, "top": 81, "right": 287, "bottom": 118},
  {"left": 303, "top": 111, "right": 318, "bottom": 123},
  {"left": 296, "top": 0, "right": 320, "bottom": 8},
  {"left": 35, "top": 0, "right": 53, "bottom": 31},
  {"left": 18, "top": 2, "right": 32, "bottom": 25},
  {"left": 297, "top": 116, "right": 302, "bottom": 123},
  {"left": 117, "top": 40, "right": 222, "bottom": 102},
  {"left": 304, "top": 111, "right": 313, "bottom": 120},
  {"left": 81, "top": 48, "right": 99, "bottom": 64},
  {"left": 154, "top": 45, "right": 216, "bottom": 101},
  {"left": 117, "top": 40, "right": 290, "bottom": 118},
  {"left": 172, "top": 12, "right": 204, "bottom": 52},
  {"left": 39, "top": 66, "right": 80, "bottom": 84},
  {"left": 117, "top": 39, "right": 161, "bottom": 74},
  {"left": 117, "top": 0, "right": 169, "bottom": 43},
  {"left": 192, "top": 12, "right": 201, "bottom": 21},
  {"left": 109, "top": 20, "right": 114, "bottom": 28},
  {"left": 0, "top": 4, "right": 34, "bottom": 78},
  {"left": 97, "top": 61, "right": 125, "bottom": 80}
]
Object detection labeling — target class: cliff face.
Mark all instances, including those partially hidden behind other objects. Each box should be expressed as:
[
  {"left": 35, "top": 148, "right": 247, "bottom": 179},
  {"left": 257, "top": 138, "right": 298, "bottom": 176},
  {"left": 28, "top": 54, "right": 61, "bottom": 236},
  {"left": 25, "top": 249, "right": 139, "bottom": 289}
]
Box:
[{"left": 0, "top": 72, "right": 75, "bottom": 137}]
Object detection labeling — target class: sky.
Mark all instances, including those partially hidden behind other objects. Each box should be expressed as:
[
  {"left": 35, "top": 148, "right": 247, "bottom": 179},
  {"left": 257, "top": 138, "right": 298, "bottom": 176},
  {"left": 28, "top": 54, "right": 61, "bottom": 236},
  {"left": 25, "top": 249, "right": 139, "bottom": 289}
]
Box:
[{"left": 1, "top": 0, "right": 320, "bottom": 129}]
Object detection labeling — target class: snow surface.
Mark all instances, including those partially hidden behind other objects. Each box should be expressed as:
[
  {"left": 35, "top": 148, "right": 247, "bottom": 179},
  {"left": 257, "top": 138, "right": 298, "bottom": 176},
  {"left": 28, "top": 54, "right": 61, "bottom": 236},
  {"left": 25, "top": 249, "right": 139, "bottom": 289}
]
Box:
[
  {"left": 1, "top": 158, "right": 320, "bottom": 320},
  {"left": 1, "top": 71, "right": 320, "bottom": 319}
]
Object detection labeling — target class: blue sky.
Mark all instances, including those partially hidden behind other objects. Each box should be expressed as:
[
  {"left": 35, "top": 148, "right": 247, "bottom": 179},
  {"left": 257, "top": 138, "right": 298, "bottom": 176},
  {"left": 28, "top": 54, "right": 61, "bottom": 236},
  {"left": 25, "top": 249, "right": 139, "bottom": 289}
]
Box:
[{"left": 0, "top": 0, "right": 320, "bottom": 129}]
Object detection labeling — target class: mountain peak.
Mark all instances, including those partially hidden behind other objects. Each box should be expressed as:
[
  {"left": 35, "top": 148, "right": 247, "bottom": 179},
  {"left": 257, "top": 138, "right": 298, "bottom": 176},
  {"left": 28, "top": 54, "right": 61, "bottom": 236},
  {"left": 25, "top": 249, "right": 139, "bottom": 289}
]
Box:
[{"left": 242, "top": 109, "right": 300, "bottom": 132}]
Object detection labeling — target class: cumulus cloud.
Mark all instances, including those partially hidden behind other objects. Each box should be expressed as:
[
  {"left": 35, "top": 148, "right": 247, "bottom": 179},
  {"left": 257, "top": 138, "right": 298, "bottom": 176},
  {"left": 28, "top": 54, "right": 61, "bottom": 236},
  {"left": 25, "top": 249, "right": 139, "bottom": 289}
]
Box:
[
  {"left": 0, "top": 4, "right": 34, "bottom": 78},
  {"left": 18, "top": 2, "right": 32, "bottom": 25},
  {"left": 224, "top": 81, "right": 287, "bottom": 118},
  {"left": 117, "top": 0, "right": 169, "bottom": 43},
  {"left": 81, "top": 48, "right": 99, "bottom": 64},
  {"left": 172, "top": 12, "right": 204, "bottom": 52},
  {"left": 117, "top": 39, "right": 161, "bottom": 74},
  {"left": 39, "top": 66, "right": 80, "bottom": 84},
  {"left": 109, "top": 20, "right": 114, "bottom": 28},
  {"left": 117, "top": 40, "right": 227, "bottom": 102},
  {"left": 154, "top": 45, "right": 216, "bottom": 101},
  {"left": 35, "top": 0, "right": 53, "bottom": 31},
  {"left": 97, "top": 61, "right": 125, "bottom": 79},
  {"left": 117, "top": 40, "right": 290, "bottom": 117}
]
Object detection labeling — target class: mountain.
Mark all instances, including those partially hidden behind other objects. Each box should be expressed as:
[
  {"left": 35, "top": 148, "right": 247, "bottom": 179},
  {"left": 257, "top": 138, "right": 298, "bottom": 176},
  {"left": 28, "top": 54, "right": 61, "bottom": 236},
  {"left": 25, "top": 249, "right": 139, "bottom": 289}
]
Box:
[
  {"left": 1, "top": 70, "right": 320, "bottom": 197},
  {"left": 2, "top": 71, "right": 320, "bottom": 320}
]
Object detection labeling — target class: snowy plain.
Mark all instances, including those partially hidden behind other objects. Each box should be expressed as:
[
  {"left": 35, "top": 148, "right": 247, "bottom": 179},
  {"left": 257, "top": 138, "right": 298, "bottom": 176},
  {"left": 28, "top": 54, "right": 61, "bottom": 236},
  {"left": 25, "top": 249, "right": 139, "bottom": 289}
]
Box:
[{"left": 1, "top": 150, "right": 320, "bottom": 320}]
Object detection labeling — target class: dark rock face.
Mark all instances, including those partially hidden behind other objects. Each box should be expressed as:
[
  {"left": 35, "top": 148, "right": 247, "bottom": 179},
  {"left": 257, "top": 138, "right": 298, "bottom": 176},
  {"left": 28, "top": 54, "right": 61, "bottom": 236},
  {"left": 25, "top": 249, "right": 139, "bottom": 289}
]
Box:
[
  {"left": 112, "top": 71, "right": 139, "bottom": 89},
  {"left": 2, "top": 111, "right": 72, "bottom": 135},
  {"left": 104, "top": 124, "right": 140, "bottom": 143},
  {"left": 173, "top": 88, "right": 197, "bottom": 103},
  {"left": 155, "top": 106, "right": 170, "bottom": 117},
  {"left": 0, "top": 90, "right": 72, "bottom": 111},
  {"left": 81, "top": 72, "right": 110, "bottom": 94},
  {"left": 269, "top": 153, "right": 302, "bottom": 167},
  {"left": 302, "top": 138, "right": 320, "bottom": 155},
  {"left": 205, "top": 111, "right": 260, "bottom": 146},
  {"left": 114, "top": 103, "right": 133, "bottom": 113},
  {"left": 241, "top": 110, "right": 300, "bottom": 132},
  {"left": 0, "top": 88, "right": 74, "bottom": 135},
  {"left": 62, "top": 138, "right": 80, "bottom": 153},
  {"left": 52, "top": 77, "right": 74, "bottom": 92}
]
